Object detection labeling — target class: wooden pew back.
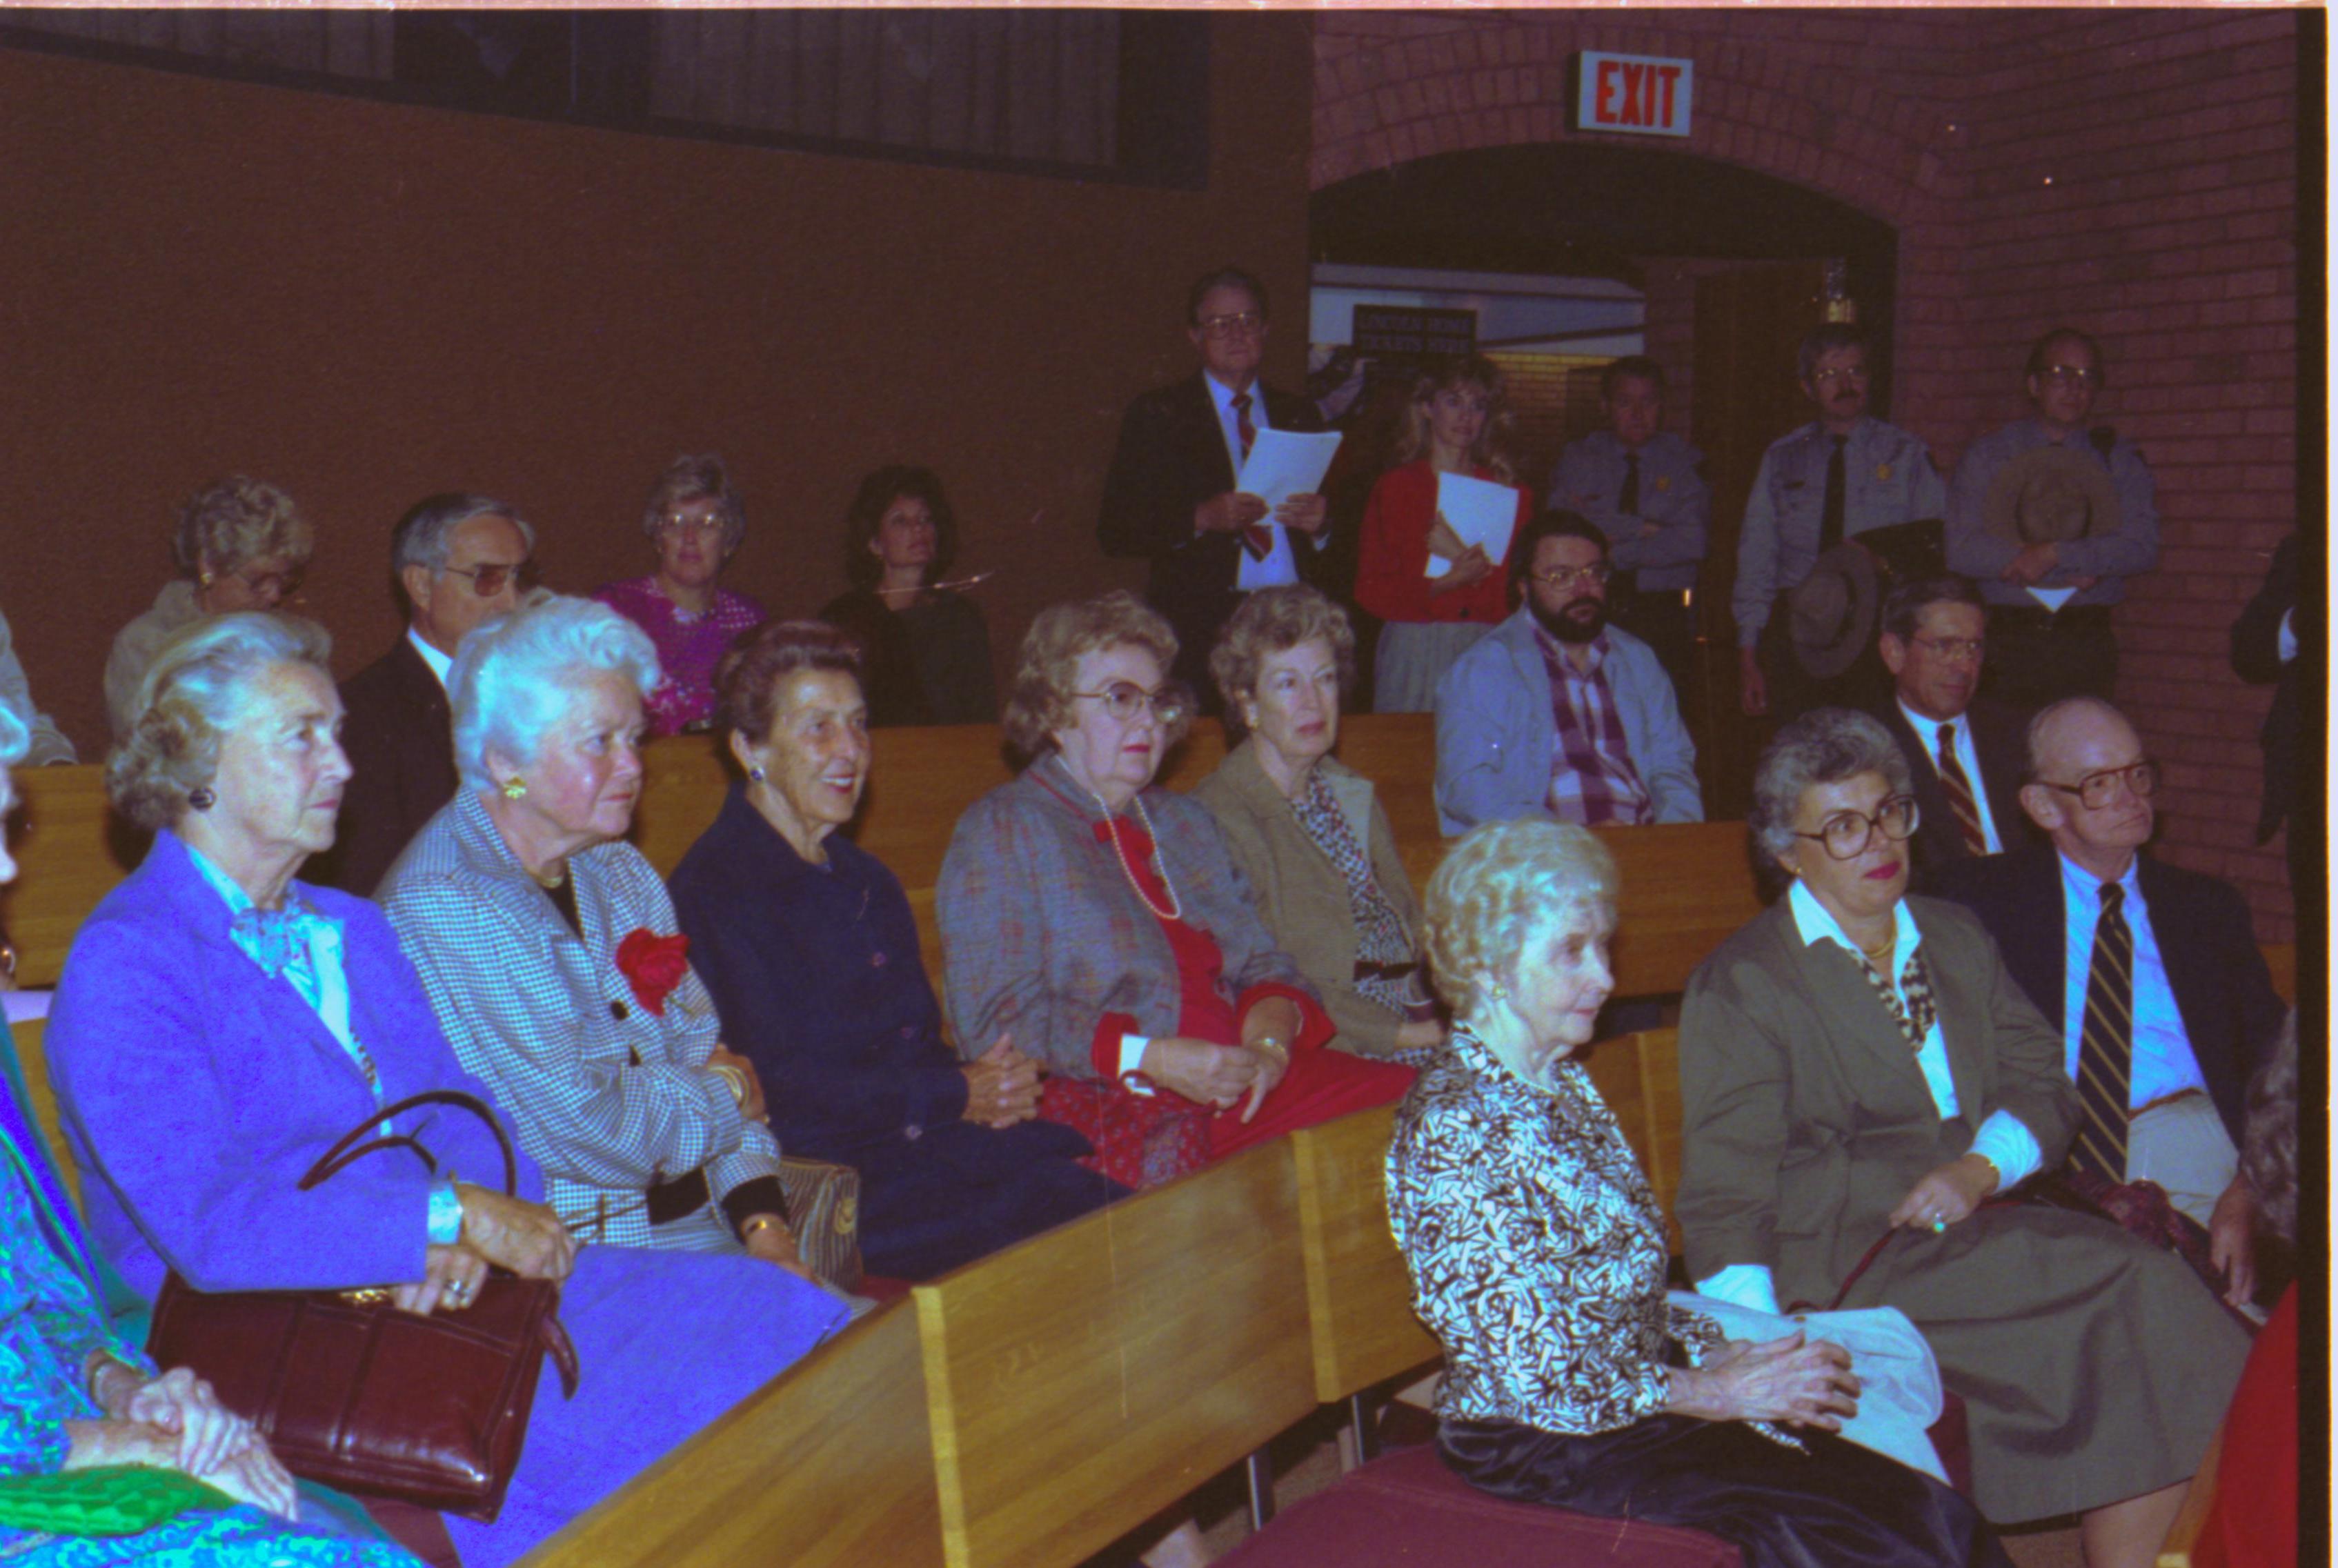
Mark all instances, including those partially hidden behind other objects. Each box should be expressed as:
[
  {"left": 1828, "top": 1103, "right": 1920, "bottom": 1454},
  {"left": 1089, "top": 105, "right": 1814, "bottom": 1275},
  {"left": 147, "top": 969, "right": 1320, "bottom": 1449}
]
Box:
[
  {"left": 1287, "top": 1029, "right": 1686, "bottom": 1408},
  {"left": 521, "top": 1299, "right": 944, "bottom": 1568},
  {"left": 911, "top": 1140, "right": 1316, "bottom": 1568}
]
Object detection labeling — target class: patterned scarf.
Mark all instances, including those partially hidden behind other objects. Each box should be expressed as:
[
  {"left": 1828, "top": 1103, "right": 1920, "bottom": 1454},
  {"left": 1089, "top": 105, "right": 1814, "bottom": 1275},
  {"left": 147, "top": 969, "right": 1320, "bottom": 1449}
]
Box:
[
  {"left": 1855, "top": 940, "right": 1939, "bottom": 1053},
  {"left": 1291, "top": 771, "right": 1422, "bottom": 1019}
]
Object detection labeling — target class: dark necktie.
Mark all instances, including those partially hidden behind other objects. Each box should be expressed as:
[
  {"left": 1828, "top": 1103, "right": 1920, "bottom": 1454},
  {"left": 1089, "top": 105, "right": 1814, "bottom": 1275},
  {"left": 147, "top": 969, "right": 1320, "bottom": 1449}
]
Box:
[
  {"left": 1232, "top": 393, "right": 1271, "bottom": 560},
  {"left": 2072, "top": 882, "right": 2134, "bottom": 1184},
  {"left": 1934, "top": 724, "right": 1990, "bottom": 857},
  {"left": 1618, "top": 452, "right": 1641, "bottom": 517},
  {"left": 1819, "top": 434, "right": 1847, "bottom": 552}
]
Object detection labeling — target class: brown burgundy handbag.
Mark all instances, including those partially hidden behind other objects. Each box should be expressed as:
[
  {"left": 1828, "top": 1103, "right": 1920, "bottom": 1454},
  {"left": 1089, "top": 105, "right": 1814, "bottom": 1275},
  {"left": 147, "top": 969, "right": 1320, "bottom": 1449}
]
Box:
[{"left": 146, "top": 1090, "right": 579, "bottom": 1522}]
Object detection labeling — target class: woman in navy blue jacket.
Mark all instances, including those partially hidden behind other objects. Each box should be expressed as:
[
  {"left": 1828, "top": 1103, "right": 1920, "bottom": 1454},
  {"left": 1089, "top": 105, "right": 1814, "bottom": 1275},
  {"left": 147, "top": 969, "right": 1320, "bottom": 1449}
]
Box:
[{"left": 669, "top": 621, "right": 1122, "bottom": 1281}]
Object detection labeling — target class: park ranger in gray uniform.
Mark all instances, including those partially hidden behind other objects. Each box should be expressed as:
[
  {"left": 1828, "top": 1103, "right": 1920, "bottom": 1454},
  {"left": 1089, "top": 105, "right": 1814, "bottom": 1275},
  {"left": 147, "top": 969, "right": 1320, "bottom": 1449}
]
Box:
[
  {"left": 1734, "top": 322, "right": 1946, "bottom": 721},
  {"left": 1946, "top": 326, "right": 2158, "bottom": 708},
  {"left": 1548, "top": 355, "right": 1707, "bottom": 701}
]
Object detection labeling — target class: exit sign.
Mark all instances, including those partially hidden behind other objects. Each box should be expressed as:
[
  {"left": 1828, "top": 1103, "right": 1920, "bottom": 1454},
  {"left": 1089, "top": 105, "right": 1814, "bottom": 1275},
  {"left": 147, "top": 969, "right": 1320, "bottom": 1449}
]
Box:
[{"left": 1576, "top": 52, "right": 1692, "bottom": 137}]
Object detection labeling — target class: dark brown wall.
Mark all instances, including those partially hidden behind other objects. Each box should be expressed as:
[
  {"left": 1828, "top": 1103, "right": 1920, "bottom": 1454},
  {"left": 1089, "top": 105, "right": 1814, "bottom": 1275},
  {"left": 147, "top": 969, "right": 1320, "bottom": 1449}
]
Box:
[{"left": 0, "top": 14, "right": 1314, "bottom": 751}]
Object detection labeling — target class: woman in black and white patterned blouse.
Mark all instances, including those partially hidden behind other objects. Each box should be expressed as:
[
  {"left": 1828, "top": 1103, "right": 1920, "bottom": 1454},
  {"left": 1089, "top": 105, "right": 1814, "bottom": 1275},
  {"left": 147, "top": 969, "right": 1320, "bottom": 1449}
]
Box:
[{"left": 1387, "top": 820, "right": 2010, "bottom": 1568}]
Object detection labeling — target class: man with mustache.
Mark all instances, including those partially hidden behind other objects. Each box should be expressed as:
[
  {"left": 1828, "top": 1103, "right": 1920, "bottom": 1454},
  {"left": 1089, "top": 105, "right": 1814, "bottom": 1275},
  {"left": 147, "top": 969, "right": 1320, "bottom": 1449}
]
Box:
[
  {"left": 1939, "top": 697, "right": 2283, "bottom": 1311},
  {"left": 1865, "top": 574, "right": 2029, "bottom": 886},
  {"left": 1434, "top": 512, "right": 1701, "bottom": 835},
  {"left": 1734, "top": 324, "right": 1946, "bottom": 721}
]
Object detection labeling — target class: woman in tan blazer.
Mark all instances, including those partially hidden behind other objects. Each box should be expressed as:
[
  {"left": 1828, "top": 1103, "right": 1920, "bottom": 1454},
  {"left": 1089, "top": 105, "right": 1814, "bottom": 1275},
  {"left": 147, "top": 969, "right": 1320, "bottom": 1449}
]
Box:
[
  {"left": 1193, "top": 587, "right": 1442, "bottom": 1063},
  {"left": 1676, "top": 710, "right": 2247, "bottom": 1568}
]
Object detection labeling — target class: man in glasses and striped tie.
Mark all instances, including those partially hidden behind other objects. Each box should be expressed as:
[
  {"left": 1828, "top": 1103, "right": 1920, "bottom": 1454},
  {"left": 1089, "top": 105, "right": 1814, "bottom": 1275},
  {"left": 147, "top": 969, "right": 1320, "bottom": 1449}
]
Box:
[
  {"left": 1869, "top": 575, "right": 2028, "bottom": 888},
  {"left": 1941, "top": 696, "right": 2286, "bottom": 1311}
]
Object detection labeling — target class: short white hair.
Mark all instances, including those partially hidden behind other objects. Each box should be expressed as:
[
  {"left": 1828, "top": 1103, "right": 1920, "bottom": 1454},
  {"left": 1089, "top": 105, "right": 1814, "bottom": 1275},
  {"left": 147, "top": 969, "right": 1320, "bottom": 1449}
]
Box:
[
  {"left": 1423, "top": 820, "right": 1617, "bottom": 1020},
  {"left": 449, "top": 595, "right": 660, "bottom": 791},
  {"left": 108, "top": 613, "right": 334, "bottom": 831}
]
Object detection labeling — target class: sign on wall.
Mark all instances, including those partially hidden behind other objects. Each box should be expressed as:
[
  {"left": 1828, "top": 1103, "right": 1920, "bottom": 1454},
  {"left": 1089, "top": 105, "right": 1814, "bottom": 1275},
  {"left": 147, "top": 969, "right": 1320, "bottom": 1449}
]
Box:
[
  {"left": 1351, "top": 305, "right": 1477, "bottom": 357},
  {"left": 1575, "top": 52, "right": 1693, "bottom": 138}
]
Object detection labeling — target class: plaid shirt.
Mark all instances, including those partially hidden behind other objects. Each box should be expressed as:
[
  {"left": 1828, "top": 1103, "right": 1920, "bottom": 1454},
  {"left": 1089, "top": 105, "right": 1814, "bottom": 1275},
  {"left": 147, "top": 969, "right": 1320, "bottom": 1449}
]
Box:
[{"left": 1534, "top": 626, "right": 1654, "bottom": 825}]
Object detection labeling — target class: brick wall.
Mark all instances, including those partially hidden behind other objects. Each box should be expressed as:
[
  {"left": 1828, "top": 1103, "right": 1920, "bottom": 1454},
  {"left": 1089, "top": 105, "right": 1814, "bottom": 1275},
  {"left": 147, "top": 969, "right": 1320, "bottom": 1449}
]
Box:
[
  {"left": 1485, "top": 350, "right": 1610, "bottom": 497},
  {"left": 1314, "top": 8, "right": 2307, "bottom": 940}
]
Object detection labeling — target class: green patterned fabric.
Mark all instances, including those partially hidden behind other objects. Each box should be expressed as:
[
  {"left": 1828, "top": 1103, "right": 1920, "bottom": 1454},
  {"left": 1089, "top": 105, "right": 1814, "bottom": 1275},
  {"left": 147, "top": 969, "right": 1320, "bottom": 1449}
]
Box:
[{"left": 0, "top": 1465, "right": 232, "bottom": 1536}]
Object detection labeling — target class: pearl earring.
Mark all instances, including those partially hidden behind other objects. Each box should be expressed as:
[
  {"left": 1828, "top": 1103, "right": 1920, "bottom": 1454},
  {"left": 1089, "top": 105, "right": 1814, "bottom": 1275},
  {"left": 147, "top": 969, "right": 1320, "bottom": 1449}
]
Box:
[
  {"left": 188, "top": 787, "right": 216, "bottom": 811},
  {"left": 501, "top": 777, "right": 528, "bottom": 801}
]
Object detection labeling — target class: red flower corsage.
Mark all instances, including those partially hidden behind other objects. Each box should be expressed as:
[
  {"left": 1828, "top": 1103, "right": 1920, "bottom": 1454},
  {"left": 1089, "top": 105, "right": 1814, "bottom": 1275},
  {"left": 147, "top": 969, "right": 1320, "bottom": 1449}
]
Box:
[{"left": 615, "top": 929, "right": 691, "bottom": 1017}]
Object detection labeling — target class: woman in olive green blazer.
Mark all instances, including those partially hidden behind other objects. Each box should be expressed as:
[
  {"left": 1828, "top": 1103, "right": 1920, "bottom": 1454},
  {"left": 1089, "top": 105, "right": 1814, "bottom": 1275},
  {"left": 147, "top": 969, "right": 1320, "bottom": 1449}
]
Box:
[
  {"left": 1677, "top": 711, "right": 2246, "bottom": 1565},
  {"left": 1194, "top": 588, "right": 1440, "bottom": 1062}
]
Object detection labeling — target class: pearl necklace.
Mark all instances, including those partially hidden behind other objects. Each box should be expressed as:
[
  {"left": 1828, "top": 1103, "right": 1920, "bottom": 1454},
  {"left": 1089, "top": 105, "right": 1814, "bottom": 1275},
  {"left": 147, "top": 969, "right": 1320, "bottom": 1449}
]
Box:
[{"left": 1064, "top": 760, "right": 1182, "bottom": 922}]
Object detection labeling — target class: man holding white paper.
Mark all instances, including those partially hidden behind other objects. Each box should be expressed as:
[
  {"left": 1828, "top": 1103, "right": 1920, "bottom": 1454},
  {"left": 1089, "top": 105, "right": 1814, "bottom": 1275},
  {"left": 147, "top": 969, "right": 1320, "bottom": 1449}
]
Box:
[
  {"left": 1434, "top": 512, "right": 1701, "bottom": 835},
  {"left": 1098, "top": 266, "right": 1331, "bottom": 705},
  {"left": 1945, "top": 328, "right": 2158, "bottom": 708}
]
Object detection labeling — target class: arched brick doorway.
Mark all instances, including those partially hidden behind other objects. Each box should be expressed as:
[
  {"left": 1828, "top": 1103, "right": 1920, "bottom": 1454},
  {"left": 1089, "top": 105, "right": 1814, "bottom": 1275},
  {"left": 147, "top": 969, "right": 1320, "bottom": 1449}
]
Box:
[{"left": 1311, "top": 141, "right": 1905, "bottom": 812}]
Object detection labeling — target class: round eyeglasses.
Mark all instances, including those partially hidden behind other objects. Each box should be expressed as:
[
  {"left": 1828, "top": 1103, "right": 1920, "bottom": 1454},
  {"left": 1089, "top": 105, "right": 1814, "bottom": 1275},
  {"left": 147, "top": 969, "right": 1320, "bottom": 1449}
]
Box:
[
  {"left": 2039, "top": 760, "right": 2157, "bottom": 811},
  {"left": 1073, "top": 680, "right": 1192, "bottom": 728},
  {"left": 1794, "top": 795, "right": 1921, "bottom": 860}
]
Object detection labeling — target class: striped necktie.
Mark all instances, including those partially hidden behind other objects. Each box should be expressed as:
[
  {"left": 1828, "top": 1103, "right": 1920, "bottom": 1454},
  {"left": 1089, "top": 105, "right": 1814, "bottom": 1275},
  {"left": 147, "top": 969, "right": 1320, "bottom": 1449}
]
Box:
[
  {"left": 1934, "top": 724, "right": 1990, "bottom": 856},
  {"left": 1232, "top": 392, "right": 1273, "bottom": 561},
  {"left": 2072, "top": 882, "right": 2134, "bottom": 1183}
]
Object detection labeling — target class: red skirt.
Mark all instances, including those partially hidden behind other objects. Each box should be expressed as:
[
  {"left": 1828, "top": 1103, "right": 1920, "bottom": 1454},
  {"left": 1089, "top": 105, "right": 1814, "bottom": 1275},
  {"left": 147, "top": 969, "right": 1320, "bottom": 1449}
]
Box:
[{"left": 1039, "top": 1051, "right": 1414, "bottom": 1191}]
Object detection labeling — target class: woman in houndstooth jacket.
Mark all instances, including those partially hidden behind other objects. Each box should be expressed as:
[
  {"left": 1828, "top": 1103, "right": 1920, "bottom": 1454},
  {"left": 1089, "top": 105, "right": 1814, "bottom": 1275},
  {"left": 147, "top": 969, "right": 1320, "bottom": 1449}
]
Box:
[{"left": 52, "top": 612, "right": 849, "bottom": 1568}]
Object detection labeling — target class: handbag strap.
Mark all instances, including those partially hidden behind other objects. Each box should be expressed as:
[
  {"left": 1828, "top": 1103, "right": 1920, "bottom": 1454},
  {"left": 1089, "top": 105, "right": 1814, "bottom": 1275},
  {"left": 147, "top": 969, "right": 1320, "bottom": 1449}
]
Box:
[{"left": 297, "top": 1090, "right": 518, "bottom": 1197}]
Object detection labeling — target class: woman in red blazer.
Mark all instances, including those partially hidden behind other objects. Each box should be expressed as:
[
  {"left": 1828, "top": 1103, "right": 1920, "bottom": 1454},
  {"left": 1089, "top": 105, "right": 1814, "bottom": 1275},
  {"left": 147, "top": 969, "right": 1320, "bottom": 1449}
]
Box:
[{"left": 1353, "top": 356, "right": 1532, "bottom": 712}]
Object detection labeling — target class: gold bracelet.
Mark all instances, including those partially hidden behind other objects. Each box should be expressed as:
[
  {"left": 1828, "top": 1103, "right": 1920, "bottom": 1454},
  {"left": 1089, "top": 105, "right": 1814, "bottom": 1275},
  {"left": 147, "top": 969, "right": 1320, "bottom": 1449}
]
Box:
[
  {"left": 1250, "top": 1037, "right": 1291, "bottom": 1066},
  {"left": 710, "top": 1062, "right": 749, "bottom": 1108},
  {"left": 740, "top": 1214, "right": 789, "bottom": 1241}
]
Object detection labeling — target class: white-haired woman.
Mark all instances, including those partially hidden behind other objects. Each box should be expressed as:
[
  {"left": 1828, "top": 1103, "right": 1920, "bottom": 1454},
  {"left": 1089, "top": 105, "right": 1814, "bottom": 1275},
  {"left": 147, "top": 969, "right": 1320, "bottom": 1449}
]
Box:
[
  {"left": 1389, "top": 820, "right": 2011, "bottom": 1568},
  {"left": 50, "top": 613, "right": 847, "bottom": 1567},
  {"left": 379, "top": 596, "right": 832, "bottom": 1283},
  {"left": 104, "top": 476, "right": 315, "bottom": 739},
  {"left": 1678, "top": 708, "right": 2248, "bottom": 1568},
  {"left": 592, "top": 455, "right": 766, "bottom": 736}
]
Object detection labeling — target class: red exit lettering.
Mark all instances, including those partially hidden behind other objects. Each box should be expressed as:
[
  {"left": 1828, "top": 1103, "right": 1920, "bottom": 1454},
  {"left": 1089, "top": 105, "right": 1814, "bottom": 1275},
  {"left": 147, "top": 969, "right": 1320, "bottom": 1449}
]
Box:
[
  {"left": 1596, "top": 58, "right": 1620, "bottom": 122},
  {"left": 1589, "top": 56, "right": 1686, "bottom": 131}
]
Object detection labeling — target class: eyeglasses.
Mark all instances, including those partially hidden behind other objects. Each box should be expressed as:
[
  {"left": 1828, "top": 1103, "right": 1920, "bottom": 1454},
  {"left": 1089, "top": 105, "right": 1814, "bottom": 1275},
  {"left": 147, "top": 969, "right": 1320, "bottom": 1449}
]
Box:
[
  {"left": 1530, "top": 563, "right": 1612, "bottom": 591},
  {"left": 1811, "top": 366, "right": 1869, "bottom": 386},
  {"left": 2037, "top": 364, "right": 2100, "bottom": 388},
  {"left": 1197, "top": 310, "right": 1264, "bottom": 339},
  {"left": 1072, "top": 679, "right": 1192, "bottom": 728},
  {"left": 2039, "top": 760, "right": 2157, "bottom": 811},
  {"left": 442, "top": 559, "right": 541, "bottom": 597},
  {"left": 1908, "top": 635, "right": 1984, "bottom": 663},
  {"left": 1794, "top": 795, "right": 1921, "bottom": 860},
  {"left": 655, "top": 513, "right": 727, "bottom": 537}
]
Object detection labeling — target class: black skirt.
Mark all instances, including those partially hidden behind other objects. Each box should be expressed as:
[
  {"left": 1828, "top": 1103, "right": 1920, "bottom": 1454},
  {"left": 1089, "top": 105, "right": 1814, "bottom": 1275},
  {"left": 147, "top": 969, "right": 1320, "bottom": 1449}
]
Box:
[{"left": 1440, "top": 1415, "right": 2010, "bottom": 1568}]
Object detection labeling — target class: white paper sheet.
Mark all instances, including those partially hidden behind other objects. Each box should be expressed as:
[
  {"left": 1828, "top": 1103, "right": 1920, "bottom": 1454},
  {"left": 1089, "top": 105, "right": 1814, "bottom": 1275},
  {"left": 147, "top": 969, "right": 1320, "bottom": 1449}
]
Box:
[
  {"left": 1235, "top": 428, "right": 1343, "bottom": 511},
  {"left": 1425, "top": 471, "right": 1523, "bottom": 578},
  {"left": 2026, "top": 586, "right": 2079, "bottom": 613}
]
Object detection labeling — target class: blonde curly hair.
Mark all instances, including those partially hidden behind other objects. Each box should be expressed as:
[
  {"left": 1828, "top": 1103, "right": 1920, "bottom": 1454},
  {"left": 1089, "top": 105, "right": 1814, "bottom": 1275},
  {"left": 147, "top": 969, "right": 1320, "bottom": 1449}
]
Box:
[
  {"left": 173, "top": 475, "right": 313, "bottom": 580},
  {"left": 1423, "top": 820, "right": 1616, "bottom": 1019},
  {"left": 1002, "top": 591, "right": 1187, "bottom": 762}
]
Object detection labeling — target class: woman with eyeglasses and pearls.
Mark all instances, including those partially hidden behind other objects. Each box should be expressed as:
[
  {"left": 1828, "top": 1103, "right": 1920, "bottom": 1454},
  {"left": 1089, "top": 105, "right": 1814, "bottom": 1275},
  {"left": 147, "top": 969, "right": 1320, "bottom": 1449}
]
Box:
[
  {"left": 593, "top": 455, "right": 766, "bottom": 736},
  {"left": 818, "top": 465, "right": 998, "bottom": 728},
  {"left": 1352, "top": 356, "right": 1532, "bottom": 713},
  {"left": 1676, "top": 708, "right": 2247, "bottom": 1568},
  {"left": 938, "top": 592, "right": 1412, "bottom": 1196},
  {"left": 105, "top": 477, "right": 314, "bottom": 740}
]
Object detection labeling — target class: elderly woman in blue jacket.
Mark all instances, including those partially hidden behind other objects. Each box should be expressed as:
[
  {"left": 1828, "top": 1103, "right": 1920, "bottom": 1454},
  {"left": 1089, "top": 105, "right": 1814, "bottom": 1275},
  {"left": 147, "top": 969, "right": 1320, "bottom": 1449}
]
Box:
[{"left": 50, "top": 613, "right": 848, "bottom": 1568}]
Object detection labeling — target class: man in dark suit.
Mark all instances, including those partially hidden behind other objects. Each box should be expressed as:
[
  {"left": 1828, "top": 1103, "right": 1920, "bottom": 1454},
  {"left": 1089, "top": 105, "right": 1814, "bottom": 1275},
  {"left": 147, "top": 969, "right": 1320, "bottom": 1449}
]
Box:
[
  {"left": 310, "top": 493, "right": 535, "bottom": 894},
  {"left": 1868, "top": 575, "right": 2028, "bottom": 886},
  {"left": 1097, "top": 265, "right": 1327, "bottom": 704},
  {"left": 2230, "top": 530, "right": 2304, "bottom": 899},
  {"left": 1937, "top": 696, "right": 2284, "bottom": 1309}
]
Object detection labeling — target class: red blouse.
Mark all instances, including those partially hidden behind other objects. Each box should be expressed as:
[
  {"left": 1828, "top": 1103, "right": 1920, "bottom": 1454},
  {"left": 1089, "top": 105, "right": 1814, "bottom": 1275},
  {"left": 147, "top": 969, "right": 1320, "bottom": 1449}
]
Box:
[{"left": 1353, "top": 459, "right": 1530, "bottom": 627}]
